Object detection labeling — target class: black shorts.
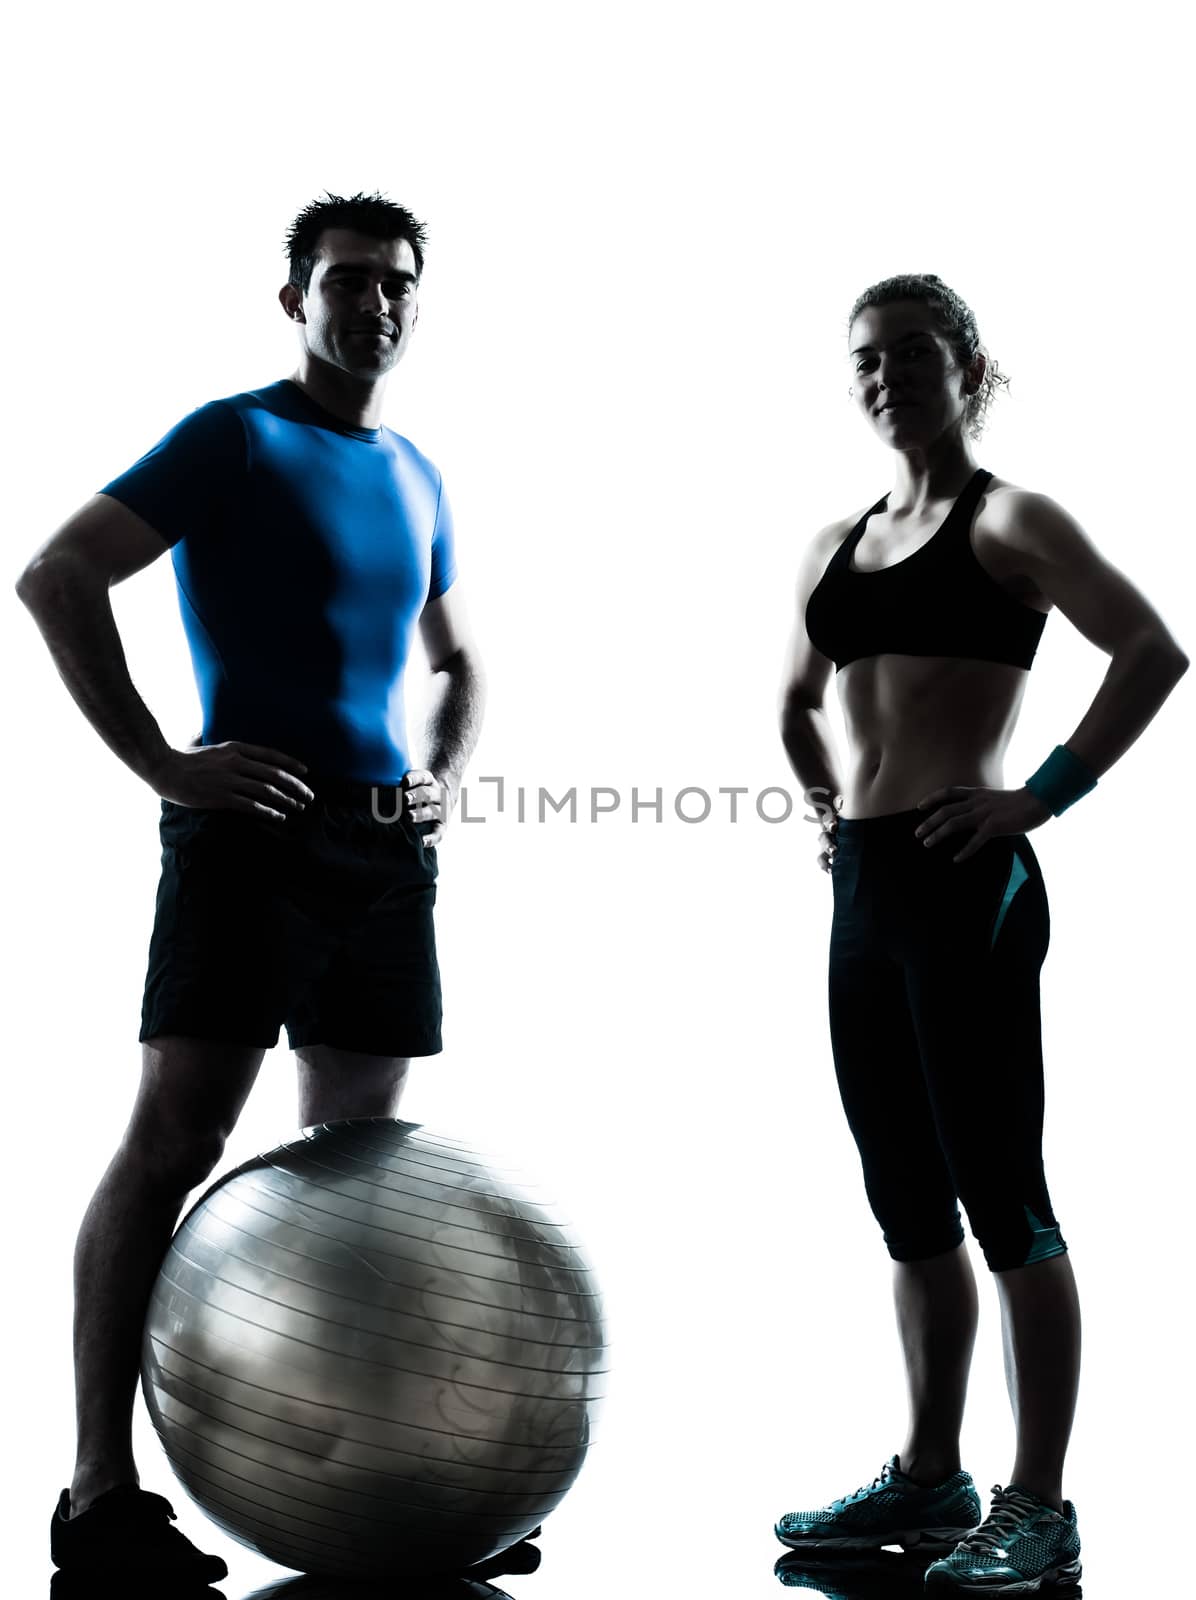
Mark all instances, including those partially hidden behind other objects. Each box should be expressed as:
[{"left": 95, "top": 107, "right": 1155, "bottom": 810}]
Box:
[
  {"left": 140, "top": 778, "right": 441, "bottom": 1057},
  {"left": 828, "top": 808, "right": 1064, "bottom": 1273}
]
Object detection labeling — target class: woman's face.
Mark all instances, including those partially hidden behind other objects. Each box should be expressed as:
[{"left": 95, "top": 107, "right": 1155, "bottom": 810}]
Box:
[{"left": 848, "top": 299, "right": 981, "bottom": 445}]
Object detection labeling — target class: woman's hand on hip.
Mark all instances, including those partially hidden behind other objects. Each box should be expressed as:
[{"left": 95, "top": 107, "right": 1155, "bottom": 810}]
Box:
[{"left": 914, "top": 785, "right": 1053, "bottom": 863}]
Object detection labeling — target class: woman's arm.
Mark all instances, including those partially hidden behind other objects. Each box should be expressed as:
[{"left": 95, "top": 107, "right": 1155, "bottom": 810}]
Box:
[{"left": 997, "top": 491, "right": 1189, "bottom": 777}]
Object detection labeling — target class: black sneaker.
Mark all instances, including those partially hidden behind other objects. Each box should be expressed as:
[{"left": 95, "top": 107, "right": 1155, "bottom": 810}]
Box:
[
  {"left": 50, "top": 1485, "right": 228, "bottom": 1583},
  {"left": 467, "top": 1526, "right": 542, "bottom": 1580},
  {"left": 776, "top": 1456, "right": 981, "bottom": 1553}
]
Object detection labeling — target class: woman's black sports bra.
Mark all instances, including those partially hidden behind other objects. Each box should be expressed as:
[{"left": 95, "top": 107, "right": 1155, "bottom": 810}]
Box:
[{"left": 804, "top": 467, "right": 1047, "bottom": 672}]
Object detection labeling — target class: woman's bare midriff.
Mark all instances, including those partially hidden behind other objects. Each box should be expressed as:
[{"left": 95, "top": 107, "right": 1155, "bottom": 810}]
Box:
[
  {"left": 827, "top": 473, "right": 1053, "bottom": 819},
  {"left": 836, "top": 653, "right": 1033, "bottom": 818}
]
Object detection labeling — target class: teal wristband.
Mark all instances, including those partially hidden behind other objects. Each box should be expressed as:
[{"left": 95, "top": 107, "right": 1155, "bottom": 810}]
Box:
[{"left": 1024, "top": 745, "right": 1098, "bottom": 816}]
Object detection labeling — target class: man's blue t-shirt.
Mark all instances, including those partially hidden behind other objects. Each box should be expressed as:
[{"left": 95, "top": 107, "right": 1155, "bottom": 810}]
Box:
[{"left": 99, "top": 378, "right": 457, "bottom": 783}]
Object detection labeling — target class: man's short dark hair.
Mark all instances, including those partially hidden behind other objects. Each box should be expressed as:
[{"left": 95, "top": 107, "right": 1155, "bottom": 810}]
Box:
[{"left": 284, "top": 191, "right": 429, "bottom": 295}]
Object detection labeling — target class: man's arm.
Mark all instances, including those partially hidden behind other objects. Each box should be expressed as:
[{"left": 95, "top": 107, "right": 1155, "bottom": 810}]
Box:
[
  {"left": 16, "top": 493, "right": 179, "bottom": 785},
  {"left": 405, "top": 581, "right": 486, "bottom": 845},
  {"left": 16, "top": 493, "right": 313, "bottom": 816}
]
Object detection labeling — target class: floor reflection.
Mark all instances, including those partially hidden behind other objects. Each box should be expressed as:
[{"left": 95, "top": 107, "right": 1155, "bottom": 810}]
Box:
[
  {"left": 774, "top": 1548, "right": 931, "bottom": 1597},
  {"left": 773, "top": 1547, "right": 1084, "bottom": 1598},
  {"left": 235, "top": 1524, "right": 539, "bottom": 1597},
  {"left": 49, "top": 1576, "right": 516, "bottom": 1600},
  {"left": 240, "top": 1577, "right": 515, "bottom": 1599}
]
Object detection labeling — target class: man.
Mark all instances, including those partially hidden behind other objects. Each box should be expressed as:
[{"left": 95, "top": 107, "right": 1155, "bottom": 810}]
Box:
[{"left": 18, "top": 190, "right": 486, "bottom": 1582}]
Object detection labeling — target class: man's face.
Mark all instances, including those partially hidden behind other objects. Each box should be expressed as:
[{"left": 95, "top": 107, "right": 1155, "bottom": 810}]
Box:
[
  {"left": 848, "top": 300, "right": 980, "bottom": 442},
  {"left": 285, "top": 228, "right": 420, "bottom": 378}
]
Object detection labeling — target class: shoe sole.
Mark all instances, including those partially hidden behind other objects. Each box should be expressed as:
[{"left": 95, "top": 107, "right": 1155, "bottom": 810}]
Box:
[
  {"left": 924, "top": 1556, "right": 1082, "bottom": 1592},
  {"left": 51, "top": 1562, "right": 228, "bottom": 1584},
  {"left": 775, "top": 1525, "right": 978, "bottom": 1554},
  {"left": 50, "top": 1571, "right": 228, "bottom": 1600}
]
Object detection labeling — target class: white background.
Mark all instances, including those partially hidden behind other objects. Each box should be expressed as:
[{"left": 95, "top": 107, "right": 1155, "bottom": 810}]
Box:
[{"left": 4, "top": 3, "right": 1192, "bottom": 1596}]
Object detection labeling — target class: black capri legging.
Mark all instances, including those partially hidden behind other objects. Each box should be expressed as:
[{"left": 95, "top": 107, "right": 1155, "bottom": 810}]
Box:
[{"left": 828, "top": 807, "right": 1066, "bottom": 1273}]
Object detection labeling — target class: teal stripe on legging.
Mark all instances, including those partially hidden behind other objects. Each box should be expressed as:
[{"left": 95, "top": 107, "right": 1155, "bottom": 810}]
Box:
[
  {"left": 991, "top": 850, "right": 1029, "bottom": 949},
  {"left": 1023, "top": 1205, "right": 1068, "bottom": 1264}
]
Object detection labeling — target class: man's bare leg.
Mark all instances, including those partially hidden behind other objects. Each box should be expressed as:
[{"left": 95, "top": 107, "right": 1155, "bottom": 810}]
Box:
[
  {"left": 296, "top": 1043, "right": 410, "bottom": 1126},
  {"left": 69, "top": 1035, "right": 265, "bottom": 1516},
  {"left": 895, "top": 1242, "right": 980, "bottom": 1484},
  {"left": 993, "top": 1252, "right": 1081, "bottom": 1512}
]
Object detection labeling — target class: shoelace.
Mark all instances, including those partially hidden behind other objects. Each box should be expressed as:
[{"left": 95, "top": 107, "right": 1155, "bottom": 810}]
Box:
[
  {"left": 111, "top": 1488, "right": 179, "bottom": 1525},
  {"left": 958, "top": 1486, "right": 1047, "bottom": 1553},
  {"left": 151, "top": 1494, "right": 179, "bottom": 1524},
  {"left": 842, "top": 1464, "right": 895, "bottom": 1504}
]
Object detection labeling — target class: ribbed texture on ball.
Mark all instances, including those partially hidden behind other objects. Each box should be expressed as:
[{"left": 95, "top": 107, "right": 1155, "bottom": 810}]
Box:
[{"left": 140, "top": 1119, "right": 608, "bottom": 1578}]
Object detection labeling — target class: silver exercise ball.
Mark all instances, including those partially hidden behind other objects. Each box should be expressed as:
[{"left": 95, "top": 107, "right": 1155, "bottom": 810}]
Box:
[{"left": 140, "top": 1119, "right": 608, "bottom": 1579}]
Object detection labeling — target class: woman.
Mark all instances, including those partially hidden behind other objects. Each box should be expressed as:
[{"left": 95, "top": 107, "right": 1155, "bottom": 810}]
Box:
[{"left": 773, "top": 273, "right": 1187, "bottom": 1593}]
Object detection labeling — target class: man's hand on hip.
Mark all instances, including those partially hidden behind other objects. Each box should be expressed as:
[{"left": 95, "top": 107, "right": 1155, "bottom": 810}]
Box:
[
  {"left": 403, "top": 768, "right": 453, "bottom": 847},
  {"left": 150, "top": 742, "right": 314, "bottom": 820}
]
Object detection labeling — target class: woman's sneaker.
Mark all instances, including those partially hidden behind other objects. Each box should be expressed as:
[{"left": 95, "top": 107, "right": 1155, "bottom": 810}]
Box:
[
  {"left": 923, "top": 1483, "right": 1081, "bottom": 1591},
  {"left": 50, "top": 1485, "right": 228, "bottom": 1582},
  {"left": 775, "top": 1455, "right": 981, "bottom": 1553}
]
